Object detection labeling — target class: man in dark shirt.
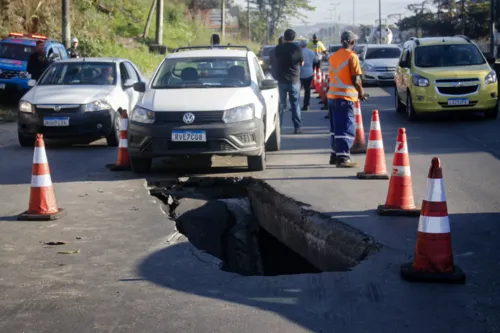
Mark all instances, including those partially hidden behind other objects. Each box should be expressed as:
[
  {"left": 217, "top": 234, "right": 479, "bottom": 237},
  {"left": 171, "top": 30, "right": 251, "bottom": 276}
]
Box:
[
  {"left": 27, "top": 40, "right": 50, "bottom": 81},
  {"left": 274, "top": 29, "right": 304, "bottom": 134}
]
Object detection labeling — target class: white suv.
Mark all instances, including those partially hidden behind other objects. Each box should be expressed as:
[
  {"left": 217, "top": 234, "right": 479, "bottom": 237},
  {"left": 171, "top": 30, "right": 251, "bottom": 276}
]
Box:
[{"left": 128, "top": 45, "right": 280, "bottom": 173}]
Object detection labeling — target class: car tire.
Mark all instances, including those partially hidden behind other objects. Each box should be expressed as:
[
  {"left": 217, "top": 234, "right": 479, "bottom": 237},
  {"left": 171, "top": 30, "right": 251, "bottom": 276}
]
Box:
[
  {"left": 265, "top": 113, "right": 281, "bottom": 151},
  {"left": 106, "top": 112, "right": 120, "bottom": 147},
  {"left": 247, "top": 150, "right": 266, "bottom": 171},
  {"left": 406, "top": 92, "right": 418, "bottom": 121},
  {"left": 485, "top": 103, "right": 499, "bottom": 119},
  {"left": 188, "top": 155, "right": 213, "bottom": 169},
  {"left": 395, "top": 87, "right": 405, "bottom": 113},
  {"left": 18, "top": 132, "right": 35, "bottom": 147},
  {"left": 130, "top": 157, "right": 152, "bottom": 173}
]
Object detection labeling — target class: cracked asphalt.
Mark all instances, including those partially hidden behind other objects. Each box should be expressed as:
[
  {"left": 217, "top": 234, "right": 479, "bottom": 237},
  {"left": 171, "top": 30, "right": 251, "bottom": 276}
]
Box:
[{"left": 0, "top": 86, "right": 499, "bottom": 333}]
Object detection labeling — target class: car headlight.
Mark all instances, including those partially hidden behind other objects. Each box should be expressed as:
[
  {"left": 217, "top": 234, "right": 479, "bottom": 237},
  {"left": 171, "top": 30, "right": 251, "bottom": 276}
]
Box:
[
  {"left": 84, "top": 100, "right": 112, "bottom": 112},
  {"left": 131, "top": 106, "right": 155, "bottom": 124},
  {"left": 411, "top": 74, "right": 430, "bottom": 87},
  {"left": 19, "top": 100, "right": 33, "bottom": 113},
  {"left": 223, "top": 104, "right": 254, "bottom": 123},
  {"left": 19, "top": 71, "right": 30, "bottom": 79},
  {"left": 485, "top": 70, "right": 497, "bottom": 84},
  {"left": 363, "top": 63, "right": 374, "bottom": 71}
]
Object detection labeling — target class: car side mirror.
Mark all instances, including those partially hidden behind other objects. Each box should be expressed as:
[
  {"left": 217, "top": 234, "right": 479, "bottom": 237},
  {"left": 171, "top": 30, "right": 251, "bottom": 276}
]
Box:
[
  {"left": 124, "top": 79, "right": 138, "bottom": 88},
  {"left": 260, "top": 79, "right": 278, "bottom": 90},
  {"left": 132, "top": 81, "right": 146, "bottom": 92},
  {"left": 27, "top": 79, "right": 36, "bottom": 87}
]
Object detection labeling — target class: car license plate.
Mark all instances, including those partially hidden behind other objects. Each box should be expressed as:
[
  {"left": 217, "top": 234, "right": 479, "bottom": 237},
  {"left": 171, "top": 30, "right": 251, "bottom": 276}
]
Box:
[
  {"left": 171, "top": 130, "right": 206, "bottom": 142},
  {"left": 43, "top": 117, "right": 69, "bottom": 126},
  {"left": 448, "top": 98, "right": 469, "bottom": 106},
  {"left": 0, "top": 83, "right": 5, "bottom": 90}
]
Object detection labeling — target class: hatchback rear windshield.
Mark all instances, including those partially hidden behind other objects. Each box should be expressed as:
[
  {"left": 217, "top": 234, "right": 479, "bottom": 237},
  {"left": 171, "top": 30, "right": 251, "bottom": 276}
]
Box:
[
  {"left": 152, "top": 57, "right": 251, "bottom": 88},
  {"left": 38, "top": 62, "right": 117, "bottom": 85},
  {"left": 0, "top": 43, "right": 35, "bottom": 61},
  {"left": 365, "top": 47, "right": 402, "bottom": 59},
  {"left": 415, "top": 44, "right": 486, "bottom": 68}
]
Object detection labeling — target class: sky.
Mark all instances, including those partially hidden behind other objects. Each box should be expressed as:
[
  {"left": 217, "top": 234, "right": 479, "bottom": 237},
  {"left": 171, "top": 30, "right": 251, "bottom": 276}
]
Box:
[{"left": 233, "top": 0, "right": 432, "bottom": 26}]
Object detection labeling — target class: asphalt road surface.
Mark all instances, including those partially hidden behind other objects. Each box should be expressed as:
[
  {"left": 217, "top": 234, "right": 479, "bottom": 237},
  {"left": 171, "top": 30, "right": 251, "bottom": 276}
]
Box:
[{"left": 0, "top": 86, "right": 499, "bottom": 333}]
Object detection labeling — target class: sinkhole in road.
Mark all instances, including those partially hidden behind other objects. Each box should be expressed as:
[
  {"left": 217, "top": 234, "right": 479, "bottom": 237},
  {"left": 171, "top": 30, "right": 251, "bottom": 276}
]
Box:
[{"left": 150, "top": 177, "right": 381, "bottom": 276}]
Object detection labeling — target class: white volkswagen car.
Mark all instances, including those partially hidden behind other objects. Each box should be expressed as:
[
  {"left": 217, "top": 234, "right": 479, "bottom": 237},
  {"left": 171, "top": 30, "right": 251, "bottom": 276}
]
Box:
[
  {"left": 128, "top": 45, "right": 280, "bottom": 173},
  {"left": 356, "top": 44, "right": 402, "bottom": 85},
  {"left": 17, "top": 58, "right": 145, "bottom": 147}
]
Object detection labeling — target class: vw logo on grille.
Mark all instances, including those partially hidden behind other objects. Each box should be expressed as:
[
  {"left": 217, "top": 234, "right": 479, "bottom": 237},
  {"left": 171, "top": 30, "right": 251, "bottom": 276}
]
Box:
[
  {"left": 53, "top": 106, "right": 61, "bottom": 112},
  {"left": 183, "top": 112, "right": 195, "bottom": 124}
]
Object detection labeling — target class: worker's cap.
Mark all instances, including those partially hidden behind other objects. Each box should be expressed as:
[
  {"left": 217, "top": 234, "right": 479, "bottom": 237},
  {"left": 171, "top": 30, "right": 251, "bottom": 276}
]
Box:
[
  {"left": 341, "top": 31, "right": 358, "bottom": 43},
  {"left": 71, "top": 37, "right": 78, "bottom": 43}
]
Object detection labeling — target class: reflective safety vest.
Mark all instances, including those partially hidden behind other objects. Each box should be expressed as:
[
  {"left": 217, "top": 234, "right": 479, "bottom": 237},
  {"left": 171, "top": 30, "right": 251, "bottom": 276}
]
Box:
[
  {"left": 328, "top": 48, "right": 359, "bottom": 102},
  {"left": 307, "top": 40, "right": 326, "bottom": 56}
]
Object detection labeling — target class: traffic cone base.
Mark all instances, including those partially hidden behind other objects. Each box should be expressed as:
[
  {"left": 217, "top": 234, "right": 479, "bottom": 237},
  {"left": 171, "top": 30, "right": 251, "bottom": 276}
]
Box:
[
  {"left": 351, "top": 101, "right": 367, "bottom": 154},
  {"left": 108, "top": 111, "right": 131, "bottom": 171},
  {"left": 356, "top": 171, "right": 389, "bottom": 179},
  {"left": 400, "top": 262, "right": 466, "bottom": 284},
  {"left": 106, "top": 163, "right": 131, "bottom": 171},
  {"left": 18, "top": 208, "right": 64, "bottom": 221},
  {"left": 377, "top": 204, "right": 420, "bottom": 216}
]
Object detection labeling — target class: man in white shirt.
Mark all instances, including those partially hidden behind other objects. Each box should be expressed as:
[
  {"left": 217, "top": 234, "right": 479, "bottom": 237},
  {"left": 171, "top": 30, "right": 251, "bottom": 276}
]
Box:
[{"left": 299, "top": 39, "right": 318, "bottom": 111}]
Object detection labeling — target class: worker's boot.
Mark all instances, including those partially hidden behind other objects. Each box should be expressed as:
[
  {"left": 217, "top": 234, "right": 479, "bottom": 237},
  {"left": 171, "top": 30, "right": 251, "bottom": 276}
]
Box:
[
  {"left": 329, "top": 154, "right": 336, "bottom": 165},
  {"left": 336, "top": 159, "right": 358, "bottom": 168}
]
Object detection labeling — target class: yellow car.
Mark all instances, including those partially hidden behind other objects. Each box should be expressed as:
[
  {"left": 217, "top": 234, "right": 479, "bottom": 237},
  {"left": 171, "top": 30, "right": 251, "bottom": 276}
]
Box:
[{"left": 394, "top": 36, "right": 498, "bottom": 120}]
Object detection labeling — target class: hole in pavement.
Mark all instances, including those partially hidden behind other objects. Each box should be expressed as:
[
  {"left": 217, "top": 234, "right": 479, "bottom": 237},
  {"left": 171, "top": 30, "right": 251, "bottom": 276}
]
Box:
[{"left": 149, "top": 177, "right": 382, "bottom": 276}]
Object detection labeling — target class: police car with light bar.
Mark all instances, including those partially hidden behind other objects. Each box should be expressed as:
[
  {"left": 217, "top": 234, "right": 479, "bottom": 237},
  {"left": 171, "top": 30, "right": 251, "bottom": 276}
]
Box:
[{"left": 0, "top": 32, "right": 68, "bottom": 97}]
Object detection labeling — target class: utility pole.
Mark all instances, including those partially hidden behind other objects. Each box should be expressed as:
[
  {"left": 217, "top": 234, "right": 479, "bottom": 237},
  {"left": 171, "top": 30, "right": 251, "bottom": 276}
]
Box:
[
  {"left": 330, "top": 2, "right": 340, "bottom": 44},
  {"left": 247, "top": 0, "right": 250, "bottom": 41},
  {"left": 378, "top": 0, "right": 382, "bottom": 44},
  {"left": 155, "top": 0, "right": 164, "bottom": 45},
  {"left": 353, "top": 0, "right": 355, "bottom": 29},
  {"left": 221, "top": 0, "right": 226, "bottom": 42},
  {"left": 461, "top": 0, "right": 466, "bottom": 35},
  {"left": 490, "top": 0, "right": 496, "bottom": 57},
  {"left": 62, "top": 0, "right": 70, "bottom": 49}
]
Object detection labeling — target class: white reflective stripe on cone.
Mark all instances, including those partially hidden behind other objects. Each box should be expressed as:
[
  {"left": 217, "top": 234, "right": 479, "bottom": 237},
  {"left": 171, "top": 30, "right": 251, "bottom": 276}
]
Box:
[
  {"left": 418, "top": 215, "right": 451, "bottom": 234},
  {"left": 119, "top": 139, "right": 128, "bottom": 148},
  {"left": 33, "top": 147, "right": 48, "bottom": 164},
  {"left": 370, "top": 121, "right": 381, "bottom": 131},
  {"left": 367, "top": 140, "right": 383, "bottom": 149},
  {"left": 335, "top": 135, "right": 355, "bottom": 140},
  {"left": 395, "top": 141, "right": 408, "bottom": 153},
  {"left": 355, "top": 123, "right": 364, "bottom": 130},
  {"left": 354, "top": 107, "right": 361, "bottom": 115},
  {"left": 424, "top": 178, "right": 447, "bottom": 202},
  {"left": 120, "top": 119, "right": 129, "bottom": 130},
  {"left": 391, "top": 165, "right": 411, "bottom": 177},
  {"left": 31, "top": 174, "right": 52, "bottom": 187}
]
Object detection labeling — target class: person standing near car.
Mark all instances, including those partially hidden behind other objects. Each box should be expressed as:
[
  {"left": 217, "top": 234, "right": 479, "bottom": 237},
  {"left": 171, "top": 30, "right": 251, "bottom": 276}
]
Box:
[
  {"left": 210, "top": 34, "right": 221, "bottom": 46},
  {"left": 27, "top": 40, "right": 50, "bottom": 81},
  {"left": 269, "top": 36, "right": 283, "bottom": 80},
  {"left": 274, "top": 29, "right": 304, "bottom": 134},
  {"left": 67, "top": 37, "right": 80, "bottom": 58},
  {"left": 299, "top": 39, "right": 317, "bottom": 111},
  {"left": 327, "top": 31, "right": 368, "bottom": 168}
]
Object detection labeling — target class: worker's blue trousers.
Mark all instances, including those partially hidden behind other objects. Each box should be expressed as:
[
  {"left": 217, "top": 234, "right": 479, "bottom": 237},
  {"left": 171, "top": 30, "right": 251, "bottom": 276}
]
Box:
[{"left": 328, "top": 98, "right": 356, "bottom": 162}]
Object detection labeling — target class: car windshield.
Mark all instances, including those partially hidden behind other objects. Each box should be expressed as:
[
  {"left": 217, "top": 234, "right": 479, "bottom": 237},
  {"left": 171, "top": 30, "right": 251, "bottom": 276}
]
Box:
[
  {"left": 415, "top": 44, "right": 486, "bottom": 68},
  {"left": 365, "top": 47, "right": 401, "bottom": 59},
  {"left": 261, "top": 47, "right": 274, "bottom": 56},
  {"left": 0, "top": 42, "right": 35, "bottom": 61},
  {"left": 329, "top": 46, "right": 341, "bottom": 53},
  {"left": 38, "top": 62, "right": 117, "bottom": 85},
  {"left": 152, "top": 57, "right": 251, "bottom": 88}
]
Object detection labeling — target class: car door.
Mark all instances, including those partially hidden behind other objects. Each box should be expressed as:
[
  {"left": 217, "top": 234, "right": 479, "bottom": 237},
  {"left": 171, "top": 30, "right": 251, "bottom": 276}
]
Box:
[
  {"left": 400, "top": 47, "right": 413, "bottom": 103},
  {"left": 251, "top": 56, "right": 277, "bottom": 141},
  {"left": 123, "top": 61, "right": 141, "bottom": 109},
  {"left": 118, "top": 62, "right": 135, "bottom": 112}
]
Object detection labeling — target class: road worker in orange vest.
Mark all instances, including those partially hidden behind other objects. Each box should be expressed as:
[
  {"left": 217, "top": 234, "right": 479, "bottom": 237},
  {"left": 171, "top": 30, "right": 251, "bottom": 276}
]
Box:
[{"left": 327, "top": 31, "right": 369, "bottom": 168}]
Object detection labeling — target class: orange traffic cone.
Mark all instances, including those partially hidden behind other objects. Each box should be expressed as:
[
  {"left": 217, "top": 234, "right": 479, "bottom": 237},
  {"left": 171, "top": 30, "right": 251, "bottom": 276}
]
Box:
[
  {"left": 377, "top": 128, "right": 420, "bottom": 216},
  {"left": 321, "top": 75, "right": 329, "bottom": 110},
  {"left": 311, "top": 69, "right": 317, "bottom": 90},
  {"left": 350, "top": 101, "right": 367, "bottom": 154},
  {"left": 106, "top": 110, "right": 131, "bottom": 171},
  {"left": 401, "top": 157, "right": 466, "bottom": 284},
  {"left": 18, "top": 134, "right": 63, "bottom": 221},
  {"left": 356, "top": 110, "right": 388, "bottom": 179}
]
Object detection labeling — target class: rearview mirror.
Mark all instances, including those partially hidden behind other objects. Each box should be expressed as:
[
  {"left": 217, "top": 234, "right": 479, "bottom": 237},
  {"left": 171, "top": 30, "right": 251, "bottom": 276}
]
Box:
[
  {"left": 260, "top": 79, "right": 278, "bottom": 90},
  {"left": 133, "top": 81, "right": 146, "bottom": 93},
  {"left": 123, "top": 79, "right": 138, "bottom": 88},
  {"left": 27, "top": 79, "right": 36, "bottom": 87}
]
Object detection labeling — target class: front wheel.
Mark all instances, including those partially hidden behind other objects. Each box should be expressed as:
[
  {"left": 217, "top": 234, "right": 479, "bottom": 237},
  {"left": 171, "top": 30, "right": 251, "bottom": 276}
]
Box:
[
  {"left": 106, "top": 112, "right": 120, "bottom": 147},
  {"left": 485, "top": 104, "right": 499, "bottom": 119},
  {"left": 265, "top": 113, "right": 281, "bottom": 151},
  {"left": 406, "top": 92, "right": 418, "bottom": 121},
  {"left": 395, "top": 87, "right": 405, "bottom": 113},
  {"left": 130, "top": 157, "right": 152, "bottom": 173},
  {"left": 247, "top": 150, "right": 266, "bottom": 171},
  {"left": 18, "top": 132, "right": 35, "bottom": 147}
]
